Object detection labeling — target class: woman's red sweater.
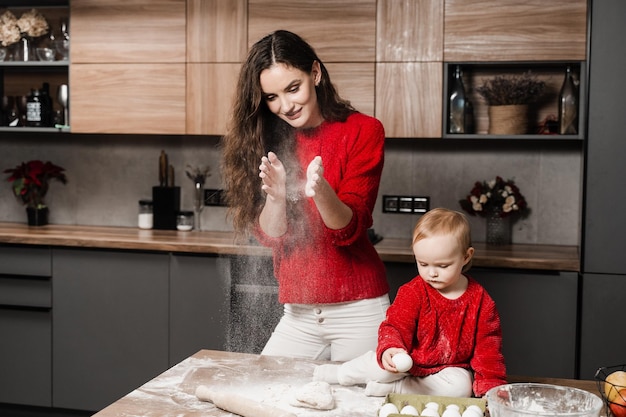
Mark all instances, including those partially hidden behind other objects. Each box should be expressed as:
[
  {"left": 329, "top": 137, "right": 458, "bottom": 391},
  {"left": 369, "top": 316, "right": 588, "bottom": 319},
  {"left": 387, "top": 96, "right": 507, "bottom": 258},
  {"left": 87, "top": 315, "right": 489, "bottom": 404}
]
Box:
[{"left": 255, "top": 112, "right": 389, "bottom": 304}]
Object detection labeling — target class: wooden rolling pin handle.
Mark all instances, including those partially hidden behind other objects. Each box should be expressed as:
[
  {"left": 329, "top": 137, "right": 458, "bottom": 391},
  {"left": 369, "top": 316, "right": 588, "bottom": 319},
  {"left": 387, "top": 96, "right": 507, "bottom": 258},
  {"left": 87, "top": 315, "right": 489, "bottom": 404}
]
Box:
[{"left": 195, "top": 385, "right": 298, "bottom": 417}]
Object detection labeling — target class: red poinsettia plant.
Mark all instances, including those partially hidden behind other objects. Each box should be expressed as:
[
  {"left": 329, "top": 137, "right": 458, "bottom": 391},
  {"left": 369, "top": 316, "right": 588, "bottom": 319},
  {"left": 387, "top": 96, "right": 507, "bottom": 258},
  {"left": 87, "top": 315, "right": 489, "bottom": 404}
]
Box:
[
  {"left": 4, "top": 160, "right": 67, "bottom": 209},
  {"left": 459, "top": 176, "right": 530, "bottom": 218}
]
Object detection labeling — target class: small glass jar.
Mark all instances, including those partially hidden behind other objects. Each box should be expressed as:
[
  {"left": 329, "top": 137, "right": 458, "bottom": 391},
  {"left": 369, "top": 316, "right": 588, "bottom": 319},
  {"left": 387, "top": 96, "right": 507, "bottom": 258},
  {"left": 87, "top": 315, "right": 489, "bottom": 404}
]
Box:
[
  {"left": 176, "top": 211, "right": 194, "bottom": 231},
  {"left": 138, "top": 199, "right": 153, "bottom": 229}
]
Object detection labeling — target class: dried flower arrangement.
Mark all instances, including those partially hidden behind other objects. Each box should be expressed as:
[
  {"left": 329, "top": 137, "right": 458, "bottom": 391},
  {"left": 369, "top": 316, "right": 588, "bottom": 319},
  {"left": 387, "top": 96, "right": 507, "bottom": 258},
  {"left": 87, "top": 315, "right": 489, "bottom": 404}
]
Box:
[
  {"left": 459, "top": 176, "right": 529, "bottom": 219},
  {"left": 0, "top": 9, "right": 49, "bottom": 47},
  {"left": 476, "top": 71, "right": 546, "bottom": 106}
]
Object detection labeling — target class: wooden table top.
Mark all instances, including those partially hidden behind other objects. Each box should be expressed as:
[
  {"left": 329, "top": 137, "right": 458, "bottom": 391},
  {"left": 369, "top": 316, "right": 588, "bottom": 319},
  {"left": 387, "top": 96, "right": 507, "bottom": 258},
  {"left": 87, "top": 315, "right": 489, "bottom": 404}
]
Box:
[
  {"left": 91, "top": 350, "right": 603, "bottom": 417},
  {"left": 0, "top": 222, "right": 579, "bottom": 271}
]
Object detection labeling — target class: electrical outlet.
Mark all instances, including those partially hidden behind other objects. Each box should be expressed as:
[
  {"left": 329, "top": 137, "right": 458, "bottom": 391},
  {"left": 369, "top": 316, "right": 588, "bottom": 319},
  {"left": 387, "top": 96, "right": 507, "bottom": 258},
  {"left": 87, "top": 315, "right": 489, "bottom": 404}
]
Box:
[
  {"left": 383, "top": 195, "right": 429, "bottom": 214},
  {"left": 204, "top": 189, "right": 225, "bottom": 206}
]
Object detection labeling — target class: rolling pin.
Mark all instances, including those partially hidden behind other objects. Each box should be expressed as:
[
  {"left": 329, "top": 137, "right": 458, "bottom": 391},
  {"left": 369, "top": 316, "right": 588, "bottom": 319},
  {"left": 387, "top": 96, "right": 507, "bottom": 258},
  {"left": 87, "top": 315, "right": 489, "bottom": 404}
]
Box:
[{"left": 195, "top": 385, "right": 298, "bottom": 417}]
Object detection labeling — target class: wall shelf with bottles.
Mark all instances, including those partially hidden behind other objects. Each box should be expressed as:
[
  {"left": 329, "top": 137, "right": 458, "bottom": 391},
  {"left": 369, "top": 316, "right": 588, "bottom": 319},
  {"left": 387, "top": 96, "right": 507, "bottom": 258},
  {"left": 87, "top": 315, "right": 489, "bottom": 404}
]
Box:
[
  {"left": 442, "top": 62, "right": 586, "bottom": 140},
  {"left": 0, "top": 64, "right": 69, "bottom": 132},
  {"left": 0, "top": 3, "right": 70, "bottom": 132}
]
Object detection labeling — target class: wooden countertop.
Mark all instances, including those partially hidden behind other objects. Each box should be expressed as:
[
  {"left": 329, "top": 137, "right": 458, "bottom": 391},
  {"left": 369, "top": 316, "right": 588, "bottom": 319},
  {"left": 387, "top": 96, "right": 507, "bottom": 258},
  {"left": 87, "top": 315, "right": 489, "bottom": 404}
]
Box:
[
  {"left": 92, "top": 349, "right": 602, "bottom": 417},
  {"left": 0, "top": 222, "right": 580, "bottom": 271}
]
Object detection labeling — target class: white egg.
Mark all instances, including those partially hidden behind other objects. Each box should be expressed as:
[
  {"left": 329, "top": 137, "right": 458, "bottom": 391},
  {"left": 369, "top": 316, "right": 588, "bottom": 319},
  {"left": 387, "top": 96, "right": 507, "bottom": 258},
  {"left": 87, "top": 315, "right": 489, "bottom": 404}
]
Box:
[
  {"left": 391, "top": 352, "right": 413, "bottom": 372},
  {"left": 425, "top": 402, "right": 440, "bottom": 410},
  {"left": 379, "top": 402, "right": 400, "bottom": 417},
  {"left": 461, "top": 405, "right": 483, "bottom": 417},
  {"left": 421, "top": 407, "right": 440, "bottom": 417},
  {"left": 466, "top": 405, "right": 483, "bottom": 415},
  {"left": 400, "top": 405, "right": 420, "bottom": 416},
  {"left": 442, "top": 408, "right": 462, "bottom": 417}
]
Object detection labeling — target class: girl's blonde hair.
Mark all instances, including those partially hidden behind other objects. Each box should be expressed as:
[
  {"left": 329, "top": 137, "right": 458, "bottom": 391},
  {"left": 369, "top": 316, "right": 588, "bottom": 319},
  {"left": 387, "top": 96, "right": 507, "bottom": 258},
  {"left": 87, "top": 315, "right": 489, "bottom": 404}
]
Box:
[{"left": 412, "top": 208, "right": 474, "bottom": 272}]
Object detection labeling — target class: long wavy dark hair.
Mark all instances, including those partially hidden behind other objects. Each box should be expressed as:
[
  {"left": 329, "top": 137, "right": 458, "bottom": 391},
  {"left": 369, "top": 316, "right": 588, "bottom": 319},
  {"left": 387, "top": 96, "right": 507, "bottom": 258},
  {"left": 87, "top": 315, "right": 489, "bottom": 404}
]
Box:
[{"left": 221, "top": 30, "right": 355, "bottom": 235}]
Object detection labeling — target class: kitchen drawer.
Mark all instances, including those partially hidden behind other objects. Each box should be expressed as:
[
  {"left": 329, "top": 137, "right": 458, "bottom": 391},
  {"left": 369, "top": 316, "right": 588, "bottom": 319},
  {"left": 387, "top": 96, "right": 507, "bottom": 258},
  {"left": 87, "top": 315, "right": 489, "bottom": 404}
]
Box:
[
  {"left": 0, "top": 245, "right": 51, "bottom": 277},
  {"left": 0, "top": 276, "right": 51, "bottom": 309}
]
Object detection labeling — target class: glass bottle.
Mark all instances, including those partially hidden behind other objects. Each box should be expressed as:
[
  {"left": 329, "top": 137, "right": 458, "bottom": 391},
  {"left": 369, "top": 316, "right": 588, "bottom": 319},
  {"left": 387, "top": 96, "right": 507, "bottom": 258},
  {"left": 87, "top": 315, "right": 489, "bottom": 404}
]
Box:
[
  {"left": 40, "top": 83, "right": 53, "bottom": 127},
  {"left": 558, "top": 66, "right": 578, "bottom": 135},
  {"left": 449, "top": 65, "right": 468, "bottom": 134},
  {"left": 26, "top": 89, "right": 43, "bottom": 127}
]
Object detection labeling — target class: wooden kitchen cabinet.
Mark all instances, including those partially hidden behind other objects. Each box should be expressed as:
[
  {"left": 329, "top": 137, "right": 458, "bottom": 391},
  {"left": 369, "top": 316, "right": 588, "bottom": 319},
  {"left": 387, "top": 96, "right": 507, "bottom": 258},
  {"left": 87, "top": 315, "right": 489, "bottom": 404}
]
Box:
[
  {"left": 444, "top": 0, "right": 588, "bottom": 62},
  {"left": 185, "top": 0, "right": 247, "bottom": 134},
  {"left": 247, "top": 0, "right": 376, "bottom": 63},
  {"left": 376, "top": 62, "right": 443, "bottom": 138},
  {"left": 52, "top": 248, "right": 169, "bottom": 411},
  {"left": 169, "top": 254, "right": 231, "bottom": 365},
  {"left": 0, "top": 245, "right": 52, "bottom": 407},
  {"left": 186, "top": 63, "right": 240, "bottom": 135},
  {"left": 375, "top": 1, "right": 443, "bottom": 137},
  {"left": 376, "top": 0, "right": 443, "bottom": 63},
  {"left": 186, "top": 0, "right": 247, "bottom": 63},
  {"left": 69, "top": 0, "right": 187, "bottom": 134},
  {"left": 71, "top": 63, "right": 186, "bottom": 134}
]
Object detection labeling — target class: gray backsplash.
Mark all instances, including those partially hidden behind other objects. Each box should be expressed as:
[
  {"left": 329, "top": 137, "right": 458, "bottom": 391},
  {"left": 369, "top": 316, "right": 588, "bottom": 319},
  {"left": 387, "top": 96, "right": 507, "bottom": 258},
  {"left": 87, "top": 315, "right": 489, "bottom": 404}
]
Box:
[{"left": 0, "top": 133, "right": 582, "bottom": 246}]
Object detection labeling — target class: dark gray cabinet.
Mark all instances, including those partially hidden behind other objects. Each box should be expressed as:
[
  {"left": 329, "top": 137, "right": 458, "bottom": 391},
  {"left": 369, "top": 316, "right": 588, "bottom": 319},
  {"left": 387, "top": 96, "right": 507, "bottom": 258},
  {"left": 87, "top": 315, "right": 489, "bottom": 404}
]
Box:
[
  {"left": 471, "top": 268, "right": 578, "bottom": 379},
  {"left": 583, "top": 0, "right": 626, "bottom": 276},
  {"left": 579, "top": 0, "right": 626, "bottom": 379},
  {"left": 579, "top": 273, "right": 626, "bottom": 379},
  {"left": 385, "top": 262, "right": 579, "bottom": 378},
  {"left": 169, "top": 254, "right": 230, "bottom": 364},
  {"left": 0, "top": 245, "right": 52, "bottom": 407},
  {"left": 52, "top": 248, "right": 170, "bottom": 411}
]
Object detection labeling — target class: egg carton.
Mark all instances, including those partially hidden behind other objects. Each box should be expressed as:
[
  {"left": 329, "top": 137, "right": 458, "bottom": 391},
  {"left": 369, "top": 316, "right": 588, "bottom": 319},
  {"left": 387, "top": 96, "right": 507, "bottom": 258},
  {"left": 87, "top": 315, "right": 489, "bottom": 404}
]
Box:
[{"left": 379, "top": 393, "right": 486, "bottom": 417}]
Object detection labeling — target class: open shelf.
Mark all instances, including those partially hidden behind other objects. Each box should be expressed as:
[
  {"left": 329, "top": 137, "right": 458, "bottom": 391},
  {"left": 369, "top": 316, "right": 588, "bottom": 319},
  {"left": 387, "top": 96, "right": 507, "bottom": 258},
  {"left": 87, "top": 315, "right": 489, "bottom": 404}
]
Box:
[{"left": 443, "top": 62, "right": 586, "bottom": 140}]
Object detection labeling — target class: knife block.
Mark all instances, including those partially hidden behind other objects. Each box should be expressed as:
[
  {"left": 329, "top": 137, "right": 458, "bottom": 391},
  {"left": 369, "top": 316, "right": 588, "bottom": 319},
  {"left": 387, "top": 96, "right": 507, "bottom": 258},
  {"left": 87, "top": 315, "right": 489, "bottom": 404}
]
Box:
[{"left": 152, "top": 186, "right": 180, "bottom": 230}]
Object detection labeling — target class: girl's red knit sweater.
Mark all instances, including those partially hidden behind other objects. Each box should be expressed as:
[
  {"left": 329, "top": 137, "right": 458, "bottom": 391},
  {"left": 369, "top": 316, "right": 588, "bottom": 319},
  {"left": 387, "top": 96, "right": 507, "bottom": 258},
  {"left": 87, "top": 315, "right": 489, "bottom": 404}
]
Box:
[
  {"left": 377, "top": 276, "right": 507, "bottom": 397},
  {"left": 255, "top": 112, "right": 389, "bottom": 304}
]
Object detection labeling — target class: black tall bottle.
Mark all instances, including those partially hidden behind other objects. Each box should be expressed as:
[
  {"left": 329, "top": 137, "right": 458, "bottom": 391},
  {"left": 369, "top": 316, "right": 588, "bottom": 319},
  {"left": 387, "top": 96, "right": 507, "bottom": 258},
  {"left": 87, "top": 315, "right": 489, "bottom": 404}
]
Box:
[
  {"left": 40, "top": 82, "right": 53, "bottom": 127},
  {"left": 25, "top": 89, "right": 43, "bottom": 127},
  {"left": 558, "top": 66, "right": 578, "bottom": 135}
]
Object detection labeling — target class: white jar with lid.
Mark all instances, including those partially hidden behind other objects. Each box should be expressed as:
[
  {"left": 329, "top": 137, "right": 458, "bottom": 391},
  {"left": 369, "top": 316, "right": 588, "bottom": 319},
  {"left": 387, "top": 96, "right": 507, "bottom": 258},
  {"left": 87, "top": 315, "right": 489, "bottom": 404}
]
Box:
[
  {"left": 138, "top": 200, "right": 153, "bottom": 229},
  {"left": 176, "top": 211, "right": 194, "bottom": 231}
]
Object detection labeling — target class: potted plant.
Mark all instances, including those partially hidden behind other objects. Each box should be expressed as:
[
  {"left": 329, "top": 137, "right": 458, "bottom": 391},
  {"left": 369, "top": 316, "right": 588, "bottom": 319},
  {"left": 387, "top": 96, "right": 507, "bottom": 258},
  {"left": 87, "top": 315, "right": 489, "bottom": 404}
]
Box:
[
  {"left": 4, "top": 160, "right": 67, "bottom": 226},
  {"left": 459, "top": 176, "right": 530, "bottom": 245},
  {"left": 476, "top": 71, "right": 546, "bottom": 135}
]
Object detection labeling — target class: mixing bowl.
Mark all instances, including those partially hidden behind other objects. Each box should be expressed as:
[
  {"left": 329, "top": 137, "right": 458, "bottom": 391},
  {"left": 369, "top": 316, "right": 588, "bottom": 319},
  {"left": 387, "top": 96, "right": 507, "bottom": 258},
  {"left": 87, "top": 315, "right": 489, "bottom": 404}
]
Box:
[{"left": 486, "top": 383, "right": 603, "bottom": 417}]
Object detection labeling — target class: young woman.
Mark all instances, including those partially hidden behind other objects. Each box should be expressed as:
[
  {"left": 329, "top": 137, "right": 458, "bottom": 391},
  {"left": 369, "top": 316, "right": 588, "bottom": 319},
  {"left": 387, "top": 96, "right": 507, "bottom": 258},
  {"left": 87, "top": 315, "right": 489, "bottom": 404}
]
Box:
[
  {"left": 314, "top": 208, "right": 507, "bottom": 397},
  {"left": 221, "top": 30, "right": 389, "bottom": 361}
]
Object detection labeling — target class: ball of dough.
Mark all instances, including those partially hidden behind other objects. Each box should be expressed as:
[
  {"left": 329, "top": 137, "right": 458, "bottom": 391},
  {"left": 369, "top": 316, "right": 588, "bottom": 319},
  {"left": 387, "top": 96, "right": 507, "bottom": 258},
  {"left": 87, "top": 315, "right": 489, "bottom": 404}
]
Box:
[{"left": 391, "top": 352, "right": 413, "bottom": 372}]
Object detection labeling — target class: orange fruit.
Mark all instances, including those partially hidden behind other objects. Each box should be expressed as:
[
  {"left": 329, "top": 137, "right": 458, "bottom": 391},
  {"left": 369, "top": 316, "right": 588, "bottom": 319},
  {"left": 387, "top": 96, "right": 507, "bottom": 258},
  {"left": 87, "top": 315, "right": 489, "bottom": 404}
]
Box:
[
  {"left": 606, "top": 371, "right": 626, "bottom": 403},
  {"left": 609, "top": 389, "right": 626, "bottom": 417}
]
